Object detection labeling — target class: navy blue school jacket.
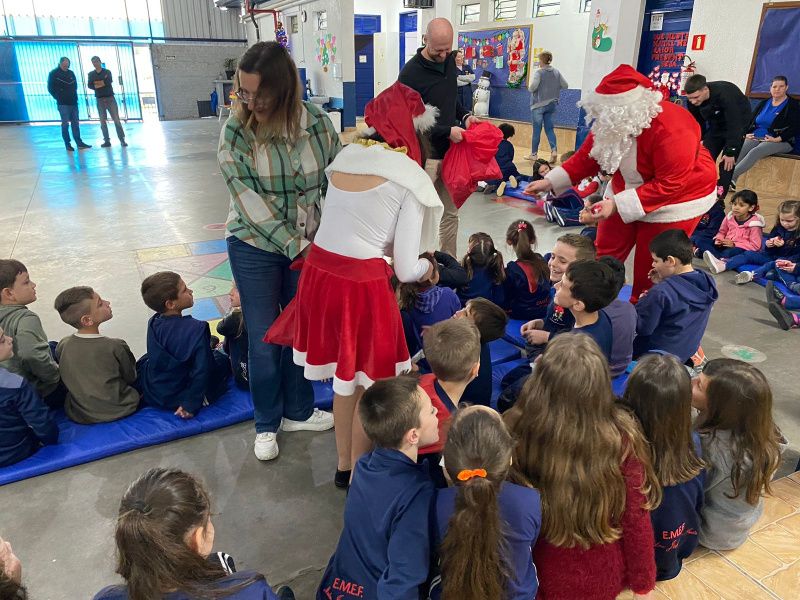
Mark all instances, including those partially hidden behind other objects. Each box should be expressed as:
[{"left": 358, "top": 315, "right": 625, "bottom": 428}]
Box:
[
  {"left": 634, "top": 270, "right": 718, "bottom": 363},
  {"left": 764, "top": 224, "right": 800, "bottom": 259},
  {"left": 0, "top": 366, "right": 58, "bottom": 467},
  {"left": 94, "top": 571, "right": 278, "bottom": 599},
  {"left": 318, "top": 447, "right": 435, "bottom": 600},
  {"left": 403, "top": 286, "right": 462, "bottom": 356},
  {"left": 138, "top": 314, "right": 230, "bottom": 415},
  {"left": 495, "top": 139, "right": 522, "bottom": 181},
  {"left": 690, "top": 201, "right": 725, "bottom": 243},
  {"left": 460, "top": 342, "right": 491, "bottom": 406},
  {"left": 503, "top": 260, "right": 551, "bottom": 320},
  {"left": 457, "top": 267, "right": 505, "bottom": 307},
  {"left": 217, "top": 310, "right": 249, "bottom": 389},
  {"left": 432, "top": 482, "right": 542, "bottom": 600},
  {"left": 573, "top": 309, "right": 614, "bottom": 362},
  {"left": 651, "top": 433, "right": 705, "bottom": 581}
]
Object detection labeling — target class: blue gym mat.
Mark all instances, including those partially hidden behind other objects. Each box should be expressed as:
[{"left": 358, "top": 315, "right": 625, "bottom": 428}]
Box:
[
  {"left": 733, "top": 264, "right": 792, "bottom": 296},
  {"left": 0, "top": 379, "right": 333, "bottom": 487}
]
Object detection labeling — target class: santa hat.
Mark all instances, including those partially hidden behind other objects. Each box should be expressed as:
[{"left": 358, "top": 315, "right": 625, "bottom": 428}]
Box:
[
  {"left": 363, "top": 82, "right": 439, "bottom": 166},
  {"left": 592, "top": 64, "right": 656, "bottom": 105}
]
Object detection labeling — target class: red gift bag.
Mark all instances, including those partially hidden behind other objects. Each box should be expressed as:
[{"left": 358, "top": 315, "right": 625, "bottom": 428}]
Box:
[{"left": 441, "top": 121, "right": 503, "bottom": 209}]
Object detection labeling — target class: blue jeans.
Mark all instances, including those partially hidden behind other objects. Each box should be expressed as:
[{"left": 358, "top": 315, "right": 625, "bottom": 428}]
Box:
[
  {"left": 226, "top": 236, "right": 314, "bottom": 433},
  {"left": 57, "top": 104, "right": 82, "bottom": 145},
  {"left": 694, "top": 237, "right": 745, "bottom": 260},
  {"left": 724, "top": 250, "right": 771, "bottom": 272},
  {"left": 531, "top": 102, "right": 557, "bottom": 155}
]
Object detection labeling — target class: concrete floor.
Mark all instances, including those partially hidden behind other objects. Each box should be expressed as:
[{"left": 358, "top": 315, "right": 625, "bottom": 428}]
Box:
[{"left": 0, "top": 120, "right": 798, "bottom": 599}]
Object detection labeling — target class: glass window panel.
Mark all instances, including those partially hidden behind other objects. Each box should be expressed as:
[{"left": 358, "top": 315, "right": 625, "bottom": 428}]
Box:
[
  {"left": 534, "top": 1, "right": 560, "bottom": 18},
  {"left": 33, "top": 0, "right": 130, "bottom": 37},
  {"left": 493, "top": 0, "right": 517, "bottom": 21},
  {"left": 4, "top": 0, "right": 39, "bottom": 36},
  {"left": 460, "top": 3, "right": 480, "bottom": 25}
]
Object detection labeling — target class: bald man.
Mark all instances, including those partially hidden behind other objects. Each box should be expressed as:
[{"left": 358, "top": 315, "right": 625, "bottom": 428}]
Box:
[{"left": 399, "top": 17, "right": 480, "bottom": 257}]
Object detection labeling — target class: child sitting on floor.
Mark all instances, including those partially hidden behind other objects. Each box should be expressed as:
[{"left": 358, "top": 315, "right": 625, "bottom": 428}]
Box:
[
  {"left": 94, "top": 467, "right": 292, "bottom": 600},
  {"left": 418, "top": 319, "right": 481, "bottom": 485},
  {"left": 455, "top": 297, "right": 508, "bottom": 407},
  {"left": 701, "top": 190, "right": 765, "bottom": 273},
  {"left": 398, "top": 253, "right": 461, "bottom": 358},
  {"left": 0, "top": 325, "right": 58, "bottom": 468},
  {"left": 216, "top": 285, "right": 248, "bottom": 390},
  {"left": 457, "top": 233, "right": 506, "bottom": 306},
  {"left": 504, "top": 334, "right": 659, "bottom": 599},
  {"left": 137, "top": 272, "right": 231, "bottom": 419},
  {"left": 635, "top": 230, "right": 718, "bottom": 364},
  {"left": 503, "top": 219, "right": 551, "bottom": 320},
  {"left": 727, "top": 199, "right": 800, "bottom": 283},
  {"left": 432, "top": 406, "right": 541, "bottom": 600},
  {"left": 690, "top": 199, "right": 726, "bottom": 258},
  {"left": 692, "top": 359, "right": 781, "bottom": 550},
  {"left": 766, "top": 279, "right": 800, "bottom": 330},
  {"left": 54, "top": 286, "right": 139, "bottom": 424},
  {"left": 0, "top": 260, "right": 64, "bottom": 408},
  {"left": 485, "top": 123, "right": 528, "bottom": 197},
  {"left": 544, "top": 174, "right": 610, "bottom": 227},
  {"left": 598, "top": 256, "right": 636, "bottom": 378},
  {"left": 318, "top": 376, "right": 438, "bottom": 600},
  {"left": 623, "top": 354, "right": 705, "bottom": 581}
]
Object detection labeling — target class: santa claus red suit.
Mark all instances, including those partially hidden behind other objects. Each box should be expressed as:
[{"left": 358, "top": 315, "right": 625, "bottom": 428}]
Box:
[{"left": 544, "top": 64, "right": 718, "bottom": 300}]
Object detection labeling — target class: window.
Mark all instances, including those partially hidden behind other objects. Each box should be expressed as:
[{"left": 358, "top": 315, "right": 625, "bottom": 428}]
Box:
[
  {"left": 289, "top": 15, "right": 298, "bottom": 34},
  {"left": 493, "top": 0, "right": 517, "bottom": 21},
  {"left": 316, "top": 10, "right": 327, "bottom": 30},
  {"left": 582, "top": 0, "right": 592, "bottom": 12},
  {"left": 460, "top": 3, "right": 480, "bottom": 24},
  {"left": 533, "top": 0, "right": 560, "bottom": 17}
]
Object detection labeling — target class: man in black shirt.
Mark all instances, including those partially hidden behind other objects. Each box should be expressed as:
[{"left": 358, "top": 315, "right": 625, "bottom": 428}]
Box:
[
  {"left": 399, "top": 17, "right": 480, "bottom": 257},
  {"left": 88, "top": 56, "right": 127, "bottom": 147},
  {"left": 47, "top": 57, "right": 90, "bottom": 151},
  {"left": 685, "top": 74, "right": 751, "bottom": 198}
]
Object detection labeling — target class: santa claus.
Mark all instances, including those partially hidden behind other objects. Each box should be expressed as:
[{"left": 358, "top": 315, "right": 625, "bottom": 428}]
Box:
[{"left": 525, "top": 64, "right": 717, "bottom": 301}]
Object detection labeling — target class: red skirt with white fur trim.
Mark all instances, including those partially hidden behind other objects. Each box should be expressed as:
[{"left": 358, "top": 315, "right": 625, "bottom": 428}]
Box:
[{"left": 265, "top": 244, "right": 411, "bottom": 396}]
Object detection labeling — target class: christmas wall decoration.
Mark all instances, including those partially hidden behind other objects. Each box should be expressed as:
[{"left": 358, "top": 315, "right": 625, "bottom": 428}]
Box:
[
  {"left": 457, "top": 26, "right": 531, "bottom": 88},
  {"left": 316, "top": 33, "right": 337, "bottom": 71},
  {"left": 275, "top": 21, "right": 289, "bottom": 49}
]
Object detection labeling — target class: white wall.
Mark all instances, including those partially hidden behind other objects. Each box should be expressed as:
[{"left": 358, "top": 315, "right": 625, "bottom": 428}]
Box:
[{"left": 687, "top": 0, "right": 794, "bottom": 91}]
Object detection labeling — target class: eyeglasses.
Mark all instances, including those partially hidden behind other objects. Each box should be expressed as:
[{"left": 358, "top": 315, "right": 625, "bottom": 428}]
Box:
[{"left": 234, "top": 89, "right": 261, "bottom": 104}]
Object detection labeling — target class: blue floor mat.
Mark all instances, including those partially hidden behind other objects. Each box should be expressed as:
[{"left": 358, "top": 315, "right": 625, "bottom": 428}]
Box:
[
  {"left": 0, "top": 379, "right": 334, "bottom": 486},
  {"left": 488, "top": 337, "right": 524, "bottom": 365},
  {"left": 501, "top": 185, "right": 540, "bottom": 202}
]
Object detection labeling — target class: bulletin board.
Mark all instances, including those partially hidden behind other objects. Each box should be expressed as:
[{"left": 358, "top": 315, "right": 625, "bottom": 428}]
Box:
[
  {"left": 456, "top": 25, "right": 532, "bottom": 88},
  {"left": 746, "top": 2, "right": 800, "bottom": 98}
]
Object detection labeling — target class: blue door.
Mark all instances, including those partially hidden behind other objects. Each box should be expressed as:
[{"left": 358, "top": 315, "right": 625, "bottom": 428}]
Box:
[
  {"left": 354, "top": 14, "right": 380, "bottom": 117},
  {"left": 399, "top": 11, "right": 418, "bottom": 71},
  {"left": 636, "top": 0, "right": 694, "bottom": 100}
]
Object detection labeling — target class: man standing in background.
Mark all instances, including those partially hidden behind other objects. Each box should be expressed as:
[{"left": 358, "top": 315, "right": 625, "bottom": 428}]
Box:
[
  {"left": 48, "top": 57, "right": 90, "bottom": 152},
  {"left": 88, "top": 56, "right": 128, "bottom": 148}
]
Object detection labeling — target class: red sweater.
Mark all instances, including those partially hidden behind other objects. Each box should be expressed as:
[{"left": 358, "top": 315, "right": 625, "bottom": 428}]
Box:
[
  {"left": 533, "top": 453, "right": 656, "bottom": 599},
  {"left": 418, "top": 374, "right": 455, "bottom": 456}
]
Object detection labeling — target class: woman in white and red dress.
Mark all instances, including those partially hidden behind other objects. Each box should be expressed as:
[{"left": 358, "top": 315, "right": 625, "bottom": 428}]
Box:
[
  {"left": 266, "top": 82, "right": 442, "bottom": 487},
  {"left": 525, "top": 64, "right": 718, "bottom": 301}
]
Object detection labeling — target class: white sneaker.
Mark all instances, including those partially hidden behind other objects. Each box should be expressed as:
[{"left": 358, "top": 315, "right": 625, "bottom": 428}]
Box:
[
  {"left": 281, "top": 408, "right": 334, "bottom": 432},
  {"left": 735, "top": 271, "right": 754, "bottom": 285},
  {"left": 496, "top": 181, "right": 507, "bottom": 197},
  {"left": 508, "top": 175, "right": 518, "bottom": 189},
  {"left": 254, "top": 432, "right": 279, "bottom": 461},
  {"left": 524, "top": 153, "right": 537, "bottom": 161},
  {"left": 702, "top": 251, "right": 726, "bottom": 274}
]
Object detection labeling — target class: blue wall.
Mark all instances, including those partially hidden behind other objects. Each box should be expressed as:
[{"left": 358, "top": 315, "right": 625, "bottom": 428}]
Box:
[{"left": 486, "top": 86, "right": 582, "bottom": 127}]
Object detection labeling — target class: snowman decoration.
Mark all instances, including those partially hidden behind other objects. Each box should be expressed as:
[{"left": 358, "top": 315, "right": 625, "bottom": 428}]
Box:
[{"left": 473, "top": 76, "right": 491, "bottom": 116}]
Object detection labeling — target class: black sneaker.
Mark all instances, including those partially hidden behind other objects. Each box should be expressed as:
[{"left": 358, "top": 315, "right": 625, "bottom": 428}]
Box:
[
  {"left": 120, "top": 140, "right": 128, "bottom": 147},
  {"left": 65, "top": 144, "right": 74, "bottom": 152},
  {"left": 765, "top": 281, "right": 784, "bottom": 304},
  {"left": 77, "top": 142, "right": 91, "bottom": 149},
  {"left": 334, "top": 469, "right": 351, "bottom": 489},
  {"left": 768, "top": 299, "right": 795, "bottom": 331},
  {"left": 101, "top": 141, "right": 111, "bottom": 148},
  {"left": 276, "top": 587, "right": 295, "bottom": 600}
]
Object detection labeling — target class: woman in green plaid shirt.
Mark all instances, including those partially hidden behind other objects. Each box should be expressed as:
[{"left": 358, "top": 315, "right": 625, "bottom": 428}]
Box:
[{"left": 218, "top": 42, "right": 341, "bottom": 462}]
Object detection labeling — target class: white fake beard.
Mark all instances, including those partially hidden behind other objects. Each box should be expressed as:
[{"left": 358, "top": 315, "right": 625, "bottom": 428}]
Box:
[{"left": 580, "top": 89, "right": 663, "bottom": 174}]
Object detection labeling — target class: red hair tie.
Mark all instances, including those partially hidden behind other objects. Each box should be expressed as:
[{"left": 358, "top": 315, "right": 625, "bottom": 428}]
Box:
[
  {"left": 517, "top": 222, "right": 527, "bottom": 231},
  {"left": 457, "top": 468, "right": 487, "bottom": 481}
]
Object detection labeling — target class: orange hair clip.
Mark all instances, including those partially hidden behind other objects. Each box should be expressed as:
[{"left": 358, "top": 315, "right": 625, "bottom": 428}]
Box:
[{"left": 457, "top": 468, "right": 487, "bottom": 481}]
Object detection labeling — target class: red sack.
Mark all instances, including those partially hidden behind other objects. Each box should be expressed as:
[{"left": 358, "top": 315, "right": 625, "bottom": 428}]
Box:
[{"left": 441, "top": 121, "right": 503, "bottom": 209}]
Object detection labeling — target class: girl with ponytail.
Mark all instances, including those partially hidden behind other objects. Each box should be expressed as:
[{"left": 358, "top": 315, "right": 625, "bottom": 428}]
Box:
[
  {"left": 432, "top": 406, "right": 541, "bottom": 600},
  {"left": 94, "top": 468, "right": 292, "bottom": 600},
  {"left": 457, "top": 232, "right": 506, "bottom": 306},
  {"left": 503, "top": 219, "right": 551, "bottom": 320}
]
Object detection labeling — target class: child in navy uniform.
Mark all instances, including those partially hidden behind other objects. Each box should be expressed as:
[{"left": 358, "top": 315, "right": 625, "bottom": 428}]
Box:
[
  {"left": 94, "top": 467, "right": 290, "bottom": 600},
  {"left": 691, "top": 200, "right": 726, "bottom": 258},
  {"left": 503, "top": 220, "right": 551, "bottom": 320},
  {"left": 457, "top": 233, "right": 506, "bottom": 306},
  {"left": 434, "top": 251, "right": 468, "bottom": 289},
  {"left": 623, "top": 354, "right": 705, "bottom": 581},
  {"left": 318, "top": 376, "right": 439, "bottom": 600},
  {"left": 553, "top": 260, "right": 617, "bottom": 361},
  {"left": 485, "top": 123, "right": 526, "bottom": 196},
  {"left": 216, "top": 285, "right": 248, "bottom": 390},
  {"left": 432, "top": 406, "right": 541, "bottom": 600},
  {"left": 455, "top": 298, "right": 508, "bottom": 407},
  {"left": 398, "top": 253, "right": 461, "bottom": 358},
  {"left": 635, "top": 230, "right": 718, "bottom": 363},
  {"left": 598, "top": 257, "right": 636, "bottom": 378},
  {"left": 137, "top": 272, "right": 231, "bottom": 419},
  {"left": 0, "top": 325, "right": 57, "bottom": 468}
]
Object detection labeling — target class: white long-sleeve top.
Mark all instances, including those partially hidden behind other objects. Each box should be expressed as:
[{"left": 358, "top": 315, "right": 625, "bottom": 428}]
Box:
[{"left": 314, "top": 180, "right": 429, "bottom": 283}]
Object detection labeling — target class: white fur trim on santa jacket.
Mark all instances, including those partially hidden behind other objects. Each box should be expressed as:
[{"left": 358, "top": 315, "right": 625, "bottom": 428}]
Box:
[
  {"left": 324, "top": 142, "right": 444, "bottom": 251},
  {"left": 548, "top": 101, "right": 719, "bottom": 224}
]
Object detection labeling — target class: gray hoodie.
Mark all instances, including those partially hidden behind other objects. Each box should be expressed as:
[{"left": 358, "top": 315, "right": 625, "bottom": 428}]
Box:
[
  {"left": 0, "top": 304, "right": 60, "bottom": 397},
  {"left": 528, "top": 65, "right": 568, "bottom": 109},
  {"left": 698, "top": 430, "right": 763, "bottom": 550}
]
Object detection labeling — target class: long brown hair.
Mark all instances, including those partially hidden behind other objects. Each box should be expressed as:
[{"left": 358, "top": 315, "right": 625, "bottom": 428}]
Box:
[
  {"left": 504, "top": 334, "right": 659, "bottom": 548},
  {"left": 235, "top": 41, "right": 302, "bottom": 142},
  {"left": 506, "top": 219, "right": 549, "bottom": 283},
  {"left": 696, "top": 359, "right": 781, "bottom": 505},
  {"left": 462, "top": 232, "right": 505, "bottom": 284},
  {"left": 623, "top": 354, "right": 704, "bottom": 487},
  {"left": 113, "top": 468, "right": 262, "bottom": 600},
  {"left": 396, "top": 253, "right": 437, "bottom": 310},
  {"left": 441, "top": 406, "right": 513, "bottom": 599}
]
